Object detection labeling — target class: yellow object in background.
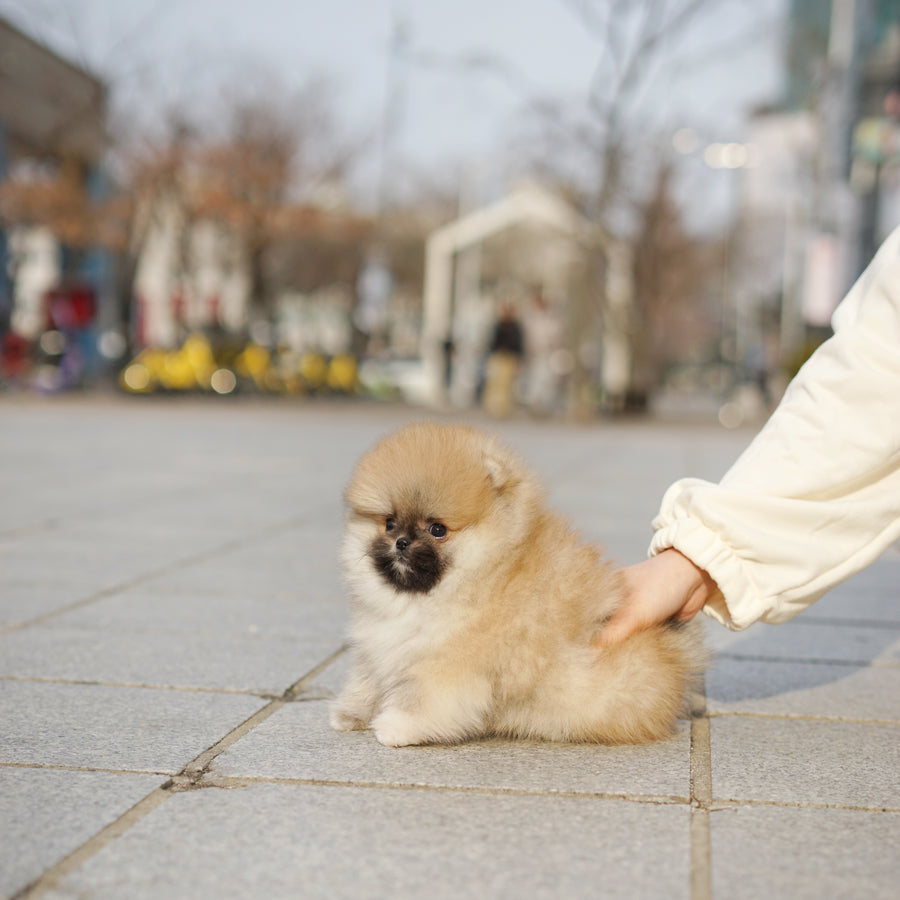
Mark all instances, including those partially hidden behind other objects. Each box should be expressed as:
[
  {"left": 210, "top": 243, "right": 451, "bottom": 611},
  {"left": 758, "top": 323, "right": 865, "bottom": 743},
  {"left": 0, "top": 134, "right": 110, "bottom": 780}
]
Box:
[
  {"left": 327, "top": 354, "right": 358, "bottom": 393},
  {"left": 120, "top": 336, "right": 361, "bottom": 396},
  {"left": 300, "top": 352, "right": 328, "bottom": 389},
  {"left": 235, "top": 344, "right": 271, "bottom": 388}
]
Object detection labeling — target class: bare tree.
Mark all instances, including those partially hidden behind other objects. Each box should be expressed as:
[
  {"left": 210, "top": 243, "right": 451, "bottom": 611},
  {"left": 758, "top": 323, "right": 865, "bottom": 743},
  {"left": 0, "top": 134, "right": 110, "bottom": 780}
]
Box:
[
  {"left": 184, "top": 72, "right": 359, "bottom": 318},
  {"left": 514, "top": 0, "right": 778, "bottom": 413},
  {"left": 631, "top": 161, "right": 717, "bottom": 385},
  {"left": 0, "top": 160, "right": 95, "bottom": 249}
]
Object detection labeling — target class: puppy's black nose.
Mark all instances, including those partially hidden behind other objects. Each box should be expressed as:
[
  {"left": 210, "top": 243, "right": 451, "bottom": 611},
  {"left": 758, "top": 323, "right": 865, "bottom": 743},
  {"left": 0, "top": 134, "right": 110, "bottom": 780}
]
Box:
[{"left": 395, "top": 536, "right": 410, "bottom": 552}]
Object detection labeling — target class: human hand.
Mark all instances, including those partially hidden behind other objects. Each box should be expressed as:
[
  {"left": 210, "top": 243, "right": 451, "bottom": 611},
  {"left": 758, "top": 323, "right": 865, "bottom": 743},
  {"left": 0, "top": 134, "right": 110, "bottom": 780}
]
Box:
[{"left": 596, "top": 549, "right": 717, "bottom": 647}]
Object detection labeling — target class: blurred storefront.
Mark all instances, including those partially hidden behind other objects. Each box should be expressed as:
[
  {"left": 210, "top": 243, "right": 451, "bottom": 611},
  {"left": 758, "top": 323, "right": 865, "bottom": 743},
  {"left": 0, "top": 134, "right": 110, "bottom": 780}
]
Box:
[{"left": 0, "top": 15, "right": 115, "bottom": 389}]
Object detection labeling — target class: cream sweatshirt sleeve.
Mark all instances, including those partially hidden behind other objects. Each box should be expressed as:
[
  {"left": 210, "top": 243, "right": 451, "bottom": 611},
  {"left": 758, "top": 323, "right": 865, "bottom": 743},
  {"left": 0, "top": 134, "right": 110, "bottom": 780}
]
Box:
[{"left": 649, "top": 225, "right": 900, "bottom": 630}]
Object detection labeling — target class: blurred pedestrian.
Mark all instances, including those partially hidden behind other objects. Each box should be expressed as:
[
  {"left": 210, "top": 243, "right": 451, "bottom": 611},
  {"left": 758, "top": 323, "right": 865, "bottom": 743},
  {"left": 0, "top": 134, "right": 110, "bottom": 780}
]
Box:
[
  {"left": 442, "top": 337, "right": 455, "bottom": 397},
  {"left": 483, "top": 302, "right": 524, "bottom": 418},
  {"left": 523, "top": 290, "right": 565, "bottom": 415},
  {"left": 599, "top": 224, "right": 900, "bottom": 645}
]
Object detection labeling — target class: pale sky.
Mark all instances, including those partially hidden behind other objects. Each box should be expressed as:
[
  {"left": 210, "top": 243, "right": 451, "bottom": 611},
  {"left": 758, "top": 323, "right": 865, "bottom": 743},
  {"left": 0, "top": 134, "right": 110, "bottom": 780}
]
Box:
[{"left": 1, "top": 0, "right": 787, "bottom": 212}]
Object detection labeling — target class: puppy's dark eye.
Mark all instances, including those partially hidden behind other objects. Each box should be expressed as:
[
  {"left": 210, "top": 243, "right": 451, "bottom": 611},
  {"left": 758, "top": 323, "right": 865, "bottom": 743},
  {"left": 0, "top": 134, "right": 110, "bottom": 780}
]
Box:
[
  {"left": 385, "top": 517, "right": 396, "bottom": 532},
  {"left": 427, "top": 522, "right": 447, "bottom": 539}
]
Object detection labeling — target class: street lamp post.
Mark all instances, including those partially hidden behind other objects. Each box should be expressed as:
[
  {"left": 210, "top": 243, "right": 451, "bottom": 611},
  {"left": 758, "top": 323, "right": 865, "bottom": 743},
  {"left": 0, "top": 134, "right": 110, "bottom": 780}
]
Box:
[{"left": 672, "top": 130, "right": 759, "bottom": 396}]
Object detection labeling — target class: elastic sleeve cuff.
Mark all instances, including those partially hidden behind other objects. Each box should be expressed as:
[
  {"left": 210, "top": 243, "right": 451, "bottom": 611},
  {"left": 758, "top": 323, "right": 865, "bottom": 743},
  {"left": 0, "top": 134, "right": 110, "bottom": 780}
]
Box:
[{"left": 648, "top": 511, "right": 766, "bottom": 631}]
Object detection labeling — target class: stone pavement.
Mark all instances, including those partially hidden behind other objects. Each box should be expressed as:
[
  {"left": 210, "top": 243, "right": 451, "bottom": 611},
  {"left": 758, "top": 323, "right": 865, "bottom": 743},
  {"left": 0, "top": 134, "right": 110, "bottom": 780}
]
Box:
[{"left": 1, "top": 396, "right": 898, "bottom": 899}]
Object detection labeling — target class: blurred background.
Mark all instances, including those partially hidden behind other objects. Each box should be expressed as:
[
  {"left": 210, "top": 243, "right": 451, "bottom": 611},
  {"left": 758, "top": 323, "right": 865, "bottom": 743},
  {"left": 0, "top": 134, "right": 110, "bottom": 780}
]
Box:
[{"left": 0, "top": 0, "right": 897, "bottom": 423}]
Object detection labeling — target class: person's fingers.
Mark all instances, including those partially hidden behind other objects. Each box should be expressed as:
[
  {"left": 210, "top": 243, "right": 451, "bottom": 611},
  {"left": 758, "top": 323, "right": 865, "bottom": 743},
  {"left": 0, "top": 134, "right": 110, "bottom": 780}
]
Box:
[
  {"left": 594, "top": 609, "right": 642, "bottom": 647},
  {"left": 595, "top": 587, "right": 666, "bottom": 647},
  {"left": 594, "top": 551, "right": 716, "bottom": 649},
  {"left": 675, "top": 593, "right": 707, "bottom": 621}
]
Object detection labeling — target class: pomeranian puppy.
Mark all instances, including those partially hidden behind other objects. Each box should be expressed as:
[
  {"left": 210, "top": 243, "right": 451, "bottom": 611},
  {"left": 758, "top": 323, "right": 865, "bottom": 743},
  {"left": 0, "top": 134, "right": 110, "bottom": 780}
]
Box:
[{"left": 331, "top": 422, "right": 704, "bottom": 747}]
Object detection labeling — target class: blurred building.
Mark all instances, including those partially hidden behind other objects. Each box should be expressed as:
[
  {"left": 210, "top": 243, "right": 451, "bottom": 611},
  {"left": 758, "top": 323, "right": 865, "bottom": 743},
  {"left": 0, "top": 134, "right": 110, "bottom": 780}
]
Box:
[
  {"left": 130, "top": 198, "right": 252, "bottom": 347},
  {"left": 130, "top": 189, "right": 371, "bottom": 352},
  {"left": 0, "top": 16, "right": 112, "bottom": 350},
  {"left": 734, "top": 0, "right": 900, "bottom": 370},
  {"left": 853, "top": 0, "right": 900, "bottom": 263}
]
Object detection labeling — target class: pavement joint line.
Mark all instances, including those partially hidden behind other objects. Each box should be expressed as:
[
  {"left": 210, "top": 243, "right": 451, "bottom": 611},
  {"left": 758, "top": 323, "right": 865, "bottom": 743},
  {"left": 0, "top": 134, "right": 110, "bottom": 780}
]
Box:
[
  {"left": 705, "top": 799, "right": 900, "bottom": 814},
  {"left": 0, "top": 674, "right": 285, "bottom": 698},
  {"left": 192, "top": 774, "right": 693, "bottom": 805},
  {"left": 0, "top": 517, "right": 66, "bottom": 541},
  {"left": 705, "top": 710, "right": 900, "bottom": 726},
  {"left": 0, "top": 511, "right": 325, "bottom": 637},
  {"left": 718, "top": 652, "right": 900, "bottom": 668},
  {"left": 0, "top": 761, "right": 173, "bottom": 777},
  {"left": 5, "top": 764, "right": 896, "bottom": 815},
  {"left": 797, "top": 616, "right": 900, "bottom": 629},
  {"left": 689, "top": 675, "right": 712, "bottom": 900},
  {"left": 689, "top": 808, "right": 711, "bottom": 900}
]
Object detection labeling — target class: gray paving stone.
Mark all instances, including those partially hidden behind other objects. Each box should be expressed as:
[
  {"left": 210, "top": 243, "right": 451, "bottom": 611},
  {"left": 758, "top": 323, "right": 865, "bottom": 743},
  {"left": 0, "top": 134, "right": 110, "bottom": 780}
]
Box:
[
  {"left": 0, "top": 402, "right": 371, "bottom": 537},
  {"left": 115, "top": 494, "right": 322, "bottom": 536},
  {"left": 0, "top": 531, "right": 282, "bottom": 608},
  {"left": 707, "top": 619, "right": 900, "bottom": 665},
  {"left": 0, "top": 542, "right": 171, "bottom": 599},
  {"left": 240, "top": 522, "right": 349, "bottom": 578},
  {"left": 711, "top": 716, "right": 900, "bottom": 809},
  {"left": 44, "top": 783, "right": 692, "bottom": 900},
  {"left": 528, "top": 424, "right": 746, "bottom": 507},
  {"left": 0, "top": 581, "right": 102, "bottom": 630},
  {"left": 145, "top": 549, "right": 341, "bottom": 598},
  {"left": 707, "top": 657, "right": 900, "bottom": 721},
  {"left": 703, "top": 558, "right": 900, "bottom": 634},
  {"left": 53, "top": 584, "right": 346, "bottom": 642},
  {"left": 710, "top": 805, "right": 900, "bottom": 899},
  {"left": 700, "top": 557, "right": 900, "bottom": 659},
  {"left": 0, "top": 767, "right": 163, "bottom": 899},
  {"left": 0, "top": 681, "right": 266, "bottom": 772},
  {"left": 129, "top": 518, "right": 346, "bottom": 596},
  {"left": 54, "top": 564, "right": 348, "bottom": 642},
  {"left": 0, "top": 625, "right": 337, "bottom": 694},
  {"left": 813, "top": 555, "right": 900, "bottom": 608},
  {"left": 211, "top": 699, "right": 693, "bottom": 798},
  {"left": 0, "top": 532, "right": 215, "bottom": 567}
]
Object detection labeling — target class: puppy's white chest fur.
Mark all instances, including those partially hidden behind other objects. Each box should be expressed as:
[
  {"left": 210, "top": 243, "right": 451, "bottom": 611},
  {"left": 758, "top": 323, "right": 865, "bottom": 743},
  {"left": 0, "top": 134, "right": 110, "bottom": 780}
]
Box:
[{"left": 343, "top": 531, "right": 463, "bottom": 671}]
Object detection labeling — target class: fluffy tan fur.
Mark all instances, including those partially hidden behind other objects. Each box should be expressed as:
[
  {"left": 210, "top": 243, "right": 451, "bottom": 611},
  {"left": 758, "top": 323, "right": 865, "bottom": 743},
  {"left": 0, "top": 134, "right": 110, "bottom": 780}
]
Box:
[{"left": 332, "top": 422, "right": 705, "bottom": 747}]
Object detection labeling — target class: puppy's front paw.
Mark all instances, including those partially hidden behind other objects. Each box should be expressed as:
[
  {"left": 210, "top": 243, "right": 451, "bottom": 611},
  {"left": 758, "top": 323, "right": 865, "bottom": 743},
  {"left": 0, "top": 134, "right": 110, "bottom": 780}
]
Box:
[
  {"left": 372, "top": 708, "right": 430, "bottom": 747},
  {"left": 329, "top": 702, "right": 370, "bottom": 732}
]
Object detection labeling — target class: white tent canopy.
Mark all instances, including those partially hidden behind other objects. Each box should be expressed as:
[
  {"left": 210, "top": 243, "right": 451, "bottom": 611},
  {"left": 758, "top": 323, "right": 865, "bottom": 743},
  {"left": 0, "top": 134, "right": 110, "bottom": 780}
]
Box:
[{"left": 420, "top": 183, "right": 594, "bottom": 406}]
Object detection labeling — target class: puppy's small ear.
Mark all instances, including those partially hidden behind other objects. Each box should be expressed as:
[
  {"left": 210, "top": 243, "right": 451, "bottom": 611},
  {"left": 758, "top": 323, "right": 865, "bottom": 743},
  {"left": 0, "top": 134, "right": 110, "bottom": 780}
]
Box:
[{"left": 483, "top": 446, "right": 516, "bottom": 492}]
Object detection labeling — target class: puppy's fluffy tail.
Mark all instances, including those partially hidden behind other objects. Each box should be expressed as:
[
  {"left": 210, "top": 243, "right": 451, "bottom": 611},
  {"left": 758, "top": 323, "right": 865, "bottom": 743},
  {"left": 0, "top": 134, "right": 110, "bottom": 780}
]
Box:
[
  {"left": 497, "top": 620, "right": 706, "bottom": 744},
  {"left": 585, "top": 621, "right": 706, "bottom": 743}
]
